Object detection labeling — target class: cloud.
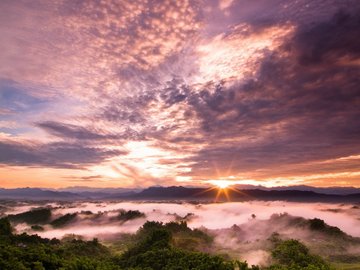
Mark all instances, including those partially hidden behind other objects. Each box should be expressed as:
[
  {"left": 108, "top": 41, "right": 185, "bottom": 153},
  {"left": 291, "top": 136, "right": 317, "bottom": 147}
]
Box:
[
  {"left": 0, "top": 108, "right": 14, "bottom": 116},
  {"left": 0, "top": 0, "right": 359, "bottom": 187},
  {"left": 35, "top": 8, "right": 360, "bottom": 186},
  {"left": 177, "top": 10, "right": 360, "bottom": 183},
  {"left": 294, "top": 9, "right": 360, "bottom": 66},
  {"left": 0, "top": 79, "right": 49, "bottom": 113},
  {"left": 0, "top": 140, "right": 125, "bottom": 169},
  {"left": 6, "top": 200, "right": 360, "bottom": 266},
  {"left": 0, "top": 0, "right": 202, "bottom": 101},
  {"left": 36, "top": 120, "right": 140, "bottom": 141},
  {"left": 8, "top": 201, "right": 360, "bottom": 240}
]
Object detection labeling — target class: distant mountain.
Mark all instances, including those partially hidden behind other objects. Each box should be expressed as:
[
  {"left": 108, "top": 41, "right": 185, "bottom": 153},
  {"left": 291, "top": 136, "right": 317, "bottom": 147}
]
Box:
[
  {"left": 52, "top": 186, "right": 142, "bottom": 199},
  {"left": 0, "top": 187, "right": 140, "bottom": 200},
  {"left": 233, "top": 184, "right": 360, "bottom": 195},
  {"left": 0, "top": 188, "right": 81, "bottom": 200},
  {"left": 126, "top": 186, "right": 360, "bottom": 203},
  {"left": 0, "top": 186, "right": 359, "bottom": 202},
  {"left": 54, "top": 186, "right": 142, "bottom": 194}
]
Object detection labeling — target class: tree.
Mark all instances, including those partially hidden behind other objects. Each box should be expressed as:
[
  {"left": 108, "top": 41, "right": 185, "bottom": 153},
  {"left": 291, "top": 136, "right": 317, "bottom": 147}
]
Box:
[
  {"left": 271, "top": 239, "right": 331, "bottom": 270},
  {"left": 0, "top": 218, "right": 12, "bottom": 236}
]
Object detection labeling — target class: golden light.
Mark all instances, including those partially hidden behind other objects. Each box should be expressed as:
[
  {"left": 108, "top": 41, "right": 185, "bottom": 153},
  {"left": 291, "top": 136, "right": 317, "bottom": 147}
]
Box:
[
  {"left": 202, "top": 180, "right": 234, "bottom": 202},
  {"left": 199, "top": 179, "right": 253, "bottom": 202},
  {"left": 194, "top": 24, "right": 294, "bottom": 84},
  {"left": 207, "top": 179, "right": 233, "bottom": 189}
]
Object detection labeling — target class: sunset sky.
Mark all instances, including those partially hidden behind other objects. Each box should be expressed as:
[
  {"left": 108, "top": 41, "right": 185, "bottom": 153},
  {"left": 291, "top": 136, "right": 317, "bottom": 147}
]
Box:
[{"left": 0, "top": 0, "right": 359, "bottom": 188}]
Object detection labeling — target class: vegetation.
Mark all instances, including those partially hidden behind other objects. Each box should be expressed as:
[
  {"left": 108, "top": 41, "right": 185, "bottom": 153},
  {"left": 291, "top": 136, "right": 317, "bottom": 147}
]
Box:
[
  {"left": 117, "top": 227, "right": 234, "bottom": 270},
  {"left": 0, "top": 217, "right": 12, "bottom": 235},
  {"left": 0, "top": 217, "right": 119, "bottom": 270},
  {"left": 7, "top": 208, "right": 51, "bottom": 224},
  {"left": 136, "top": 221, "right": 212, "bottom": 252},
  {"left": 0, "top": 217, "right": 341, "bottom": 270},
  {"left": 31, "top": 225, "right": 44, "bottom": 232},
  {"left": 116, "top": 210, "right": 145, "bottom": 222},
  {"left": 308, "top": 218, "right": 344, "bottom": 236},
  {"left": 50, "top": 213, "right": 77, "bottom": 228},
  {"left": 270, "top": 239, "right": 332, "bottom": 269}
]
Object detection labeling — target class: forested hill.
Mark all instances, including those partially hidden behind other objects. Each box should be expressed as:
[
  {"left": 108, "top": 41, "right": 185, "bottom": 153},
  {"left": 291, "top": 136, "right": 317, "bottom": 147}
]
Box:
[{"left": 0, "top": 217, "right": 334, "bottom": 270}]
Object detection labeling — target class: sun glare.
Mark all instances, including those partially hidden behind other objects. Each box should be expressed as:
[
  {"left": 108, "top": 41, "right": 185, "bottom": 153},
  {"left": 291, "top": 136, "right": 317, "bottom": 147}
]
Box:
[
  {"left": 200, "top": 180, "right": 237, "bottom": 202},
  {"left": 207, "top": 180, "right": 233, "bottom": 189}
]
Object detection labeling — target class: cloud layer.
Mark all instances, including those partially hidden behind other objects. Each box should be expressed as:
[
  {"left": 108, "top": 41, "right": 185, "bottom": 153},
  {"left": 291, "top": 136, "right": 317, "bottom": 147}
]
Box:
[{"left": 0, "top": 0, "right": 359, "bottom": 187}]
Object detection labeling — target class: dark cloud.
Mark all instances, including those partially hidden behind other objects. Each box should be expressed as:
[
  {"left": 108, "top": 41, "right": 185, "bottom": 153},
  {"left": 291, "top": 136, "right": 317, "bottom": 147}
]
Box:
[
  {"left": 100, "top": 93, "right": 154, "bottom": 125},
  {"left": 80, "top": 175, "right": 103, "bottom": 180},
  {"left": 207, "top": 0, "right": 360, "bottom": 35},
  {"left": 1, "top": 0, "right": 360, "bottom": 186},
  {"left": 294, "top": 9, "right": 360, "bottom": 65},
  {"left": 61, "top": 175, "right": 104, "bottom": 181},
  {"left": 160, "top": 78, "right": 190, "bottom": 106},
  {"left": 55, "top": 7, "right": 360, "bottom": 182},
  {"left": 182, "top": 10, "right": 360, "bottom": 178},
  {"left": 0, "top": 140, "right": 125, "bottom": 169},
  {"left": 37, "top": 121, "right": 144, "bottom": 141},
  {"left": 37, "top": 121, "right": 112, "bottom": 140}
]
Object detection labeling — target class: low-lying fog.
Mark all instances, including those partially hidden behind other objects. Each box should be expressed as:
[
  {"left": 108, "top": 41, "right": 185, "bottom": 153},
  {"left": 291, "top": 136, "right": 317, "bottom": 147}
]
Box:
[
  {"left": 2, "top": 200, "right": 360, "bottom": 265},
  {"left": 3, "top": 201, "right": 360, "bottom": 239}
]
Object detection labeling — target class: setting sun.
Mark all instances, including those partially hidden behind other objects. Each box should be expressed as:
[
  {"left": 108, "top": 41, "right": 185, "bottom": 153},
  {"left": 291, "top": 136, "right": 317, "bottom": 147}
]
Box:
[{"left": 207, "top": 180, "right": 233, "bottom": 189}]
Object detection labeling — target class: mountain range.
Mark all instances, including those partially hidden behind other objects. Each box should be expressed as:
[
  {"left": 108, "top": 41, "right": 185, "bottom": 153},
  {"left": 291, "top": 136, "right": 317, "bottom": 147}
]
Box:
[{"left": 0, "top": 185, "right": 359, "bottom": 202}]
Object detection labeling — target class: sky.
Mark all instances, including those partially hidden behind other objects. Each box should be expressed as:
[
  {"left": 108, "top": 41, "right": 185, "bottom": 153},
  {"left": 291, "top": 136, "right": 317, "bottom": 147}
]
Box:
[{"left": 0, "top": 0, "right": 359, "bottom": 188}]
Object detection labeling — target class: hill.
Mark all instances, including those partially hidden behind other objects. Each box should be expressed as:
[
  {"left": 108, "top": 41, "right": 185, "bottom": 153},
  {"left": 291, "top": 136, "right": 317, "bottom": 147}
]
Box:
[{"left": 0, "top": 186, "right": 359, "bottom": 202}]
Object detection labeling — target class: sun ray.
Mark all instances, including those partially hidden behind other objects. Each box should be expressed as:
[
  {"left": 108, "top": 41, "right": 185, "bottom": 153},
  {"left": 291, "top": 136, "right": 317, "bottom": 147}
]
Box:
[
  {"left": 193, "top": 186, "right": 218, "bottom": 197},
  {"left": 214, "top": 188, "right": 222, "bottom": 202},
  {"left": 202, "top": 179, "right": 258, "bottom": 202},
  {"left": 223, "top": 188, "right": 231, "bottom": 202}
]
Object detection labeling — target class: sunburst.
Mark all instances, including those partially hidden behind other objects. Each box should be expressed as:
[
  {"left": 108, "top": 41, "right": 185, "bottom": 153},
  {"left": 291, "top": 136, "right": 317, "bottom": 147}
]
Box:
[{"left": 197, "top": 180, "right": 252, "bottom": 202}]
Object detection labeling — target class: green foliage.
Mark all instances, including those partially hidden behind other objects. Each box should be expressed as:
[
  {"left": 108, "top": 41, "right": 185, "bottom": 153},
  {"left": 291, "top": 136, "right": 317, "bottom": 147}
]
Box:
[
  {"left": 329, "top": 254, "right": 360, "bottom": 264},
  {"left": 122, "top": 248, "right": 235, "bottom": 270},
  {"left": 119, "top": 225, "right": 233, "bottom": 270},
  {"left": 51, "top": 213, "right": 77, "bottom": 228},
  {"left": 59, "top": 238, "right": 110, "bottom": 258},
  {"left": 0, "top": 230, "right": 113, "bottom": 270},
  {"left": 117, "top": 210, "right": 145, "bottom": 222},
  {"left": 60, "top": 256, "right": 123, "bottom": 270},
  {"left": 131, "top": 221, "right": 213, "bottom": 253},
  {"left": 331, "top": 262, "right": 360, "bottom": 270},
  {"left": 31, "top": 225, "right": 45, "bottom": 231},
  {"left": 80, "top": 210, "right": 93, "bottom": 215},
  {"left": 309, "top": 218, "right": 326, "bottom": 230},
  {"left": 270, "top": 239, "right": 332, "bottom": 270},
  {"left": 0, "top": 217, "right": 12, "bottom": 235},
  {"left": 0, "top": 238, "right": 63, "bottom": 270},
  {"left": 0, "top": 219, "right": 240, "bottom": 270},
  {"left": 164, "top": 221, "right": 190, "bottom": 233},
  {"left": 236, "top": 261, "right": 260, "bottom": 270},
  {"left": 308, "top": 218, "right": 344, "bottom": 236},
  {"left": 0, "top": 217, "right": 338, "bottom": 270},
  {"left": 8, "top": 208, "right": 52, "bottom": 224},
  {"left": 121, "top": 228, "right": 172, "bottom": 260}
]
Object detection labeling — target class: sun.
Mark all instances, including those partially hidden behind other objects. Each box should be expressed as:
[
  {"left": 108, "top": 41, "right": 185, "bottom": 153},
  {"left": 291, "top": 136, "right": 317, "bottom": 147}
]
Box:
[
  {"left": 207, "top": 180, "right": 233, "bottom": 189},
  {"left": 199, "top": 179, "right": 248, "bottom": 202}
]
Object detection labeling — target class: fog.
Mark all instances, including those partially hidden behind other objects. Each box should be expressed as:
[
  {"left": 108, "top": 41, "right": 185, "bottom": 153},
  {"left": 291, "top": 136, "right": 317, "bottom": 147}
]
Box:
[
  {"left": 3, "top": 200, "right": 360, "bottom": 265},
  {"left": 3, "top": 201, "right": 359, "bottom": 238}
]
